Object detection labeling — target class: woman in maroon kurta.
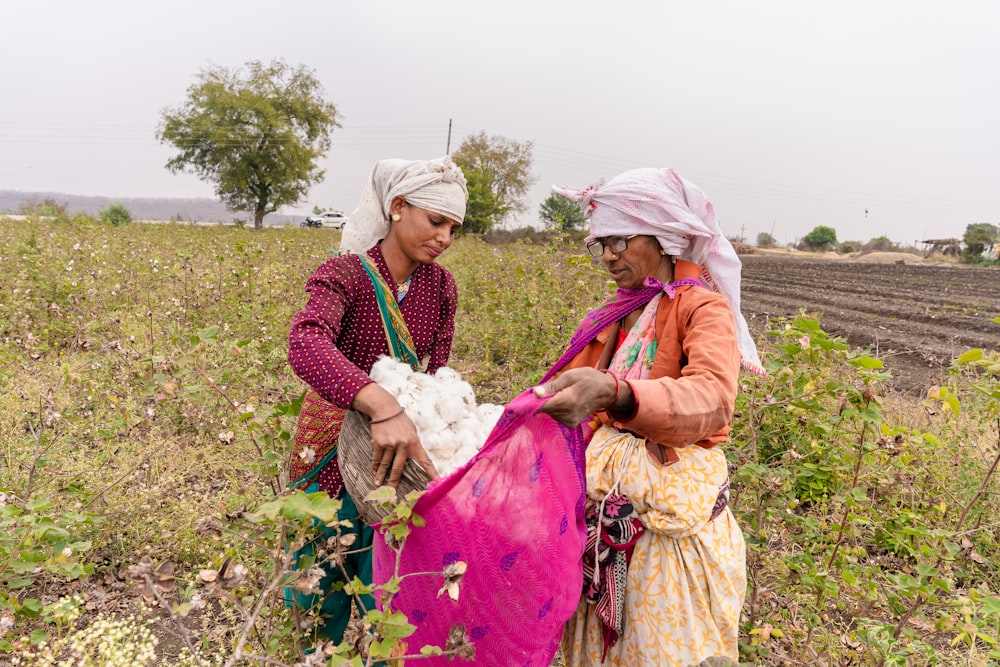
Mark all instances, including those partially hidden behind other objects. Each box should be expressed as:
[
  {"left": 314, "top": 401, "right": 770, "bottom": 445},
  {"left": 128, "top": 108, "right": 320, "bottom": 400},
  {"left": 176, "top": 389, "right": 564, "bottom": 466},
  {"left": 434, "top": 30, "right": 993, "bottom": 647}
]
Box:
[{"left": 286, "top": 156, "right": 467, "bottom": 646}]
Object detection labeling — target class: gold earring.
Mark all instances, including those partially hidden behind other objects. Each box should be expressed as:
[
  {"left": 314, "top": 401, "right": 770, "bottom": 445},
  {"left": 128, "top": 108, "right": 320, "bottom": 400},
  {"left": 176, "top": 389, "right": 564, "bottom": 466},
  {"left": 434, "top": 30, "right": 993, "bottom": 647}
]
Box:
[{"left": 391, "top": 213, "right": 401, "bottom": 222}]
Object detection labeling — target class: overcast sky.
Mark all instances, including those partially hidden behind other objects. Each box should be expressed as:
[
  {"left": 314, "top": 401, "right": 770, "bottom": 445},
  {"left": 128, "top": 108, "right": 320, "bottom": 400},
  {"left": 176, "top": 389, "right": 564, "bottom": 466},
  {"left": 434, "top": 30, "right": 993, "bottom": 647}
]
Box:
[{"left": 2, "top": 1, "right": 998, "bottom": 244}]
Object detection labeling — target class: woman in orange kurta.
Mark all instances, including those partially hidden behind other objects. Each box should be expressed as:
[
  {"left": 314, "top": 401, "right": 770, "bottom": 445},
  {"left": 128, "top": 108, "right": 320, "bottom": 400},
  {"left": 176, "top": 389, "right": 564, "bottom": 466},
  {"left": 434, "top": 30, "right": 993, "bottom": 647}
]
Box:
[{"left": 534, "top": 168, "right": 765, "bottom": 666}]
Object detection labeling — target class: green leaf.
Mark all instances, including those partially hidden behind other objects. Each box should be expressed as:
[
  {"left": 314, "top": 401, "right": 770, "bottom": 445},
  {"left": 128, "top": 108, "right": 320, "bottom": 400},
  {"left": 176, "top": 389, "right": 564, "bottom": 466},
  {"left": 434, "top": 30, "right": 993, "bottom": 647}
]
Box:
[
  {"left": 245, "top": 497, "right": 284, "bottom": 523},
  {"left": 981, "top": 597, "right": 1000, "bottom": 615},
  {"left": 379, "top": 612, "right": 416, "bottom": 639},
  {"left": 197, "top": 325, "right": 220, "bottom": 341},
  {"left": 282, "top": 492, "right": 340, "bottom": 524},
  {"left": 849, "top": 356, "right": 884, "bottom": 369},
  {"left": 957, "top": 349, "right": 985, "bottom": 364},
  {"left": 945, "top": 393, "right": 960, "bottom": 417},
  {"left": 366, "top": 486, "right": 398, "bottom": 504},
  {"left": 18, "top": 598, "right": 43, "bottom": 617},
  {"left": 24, "top": 498, "right": 53, "bottom": 512},
  {"left": 859, "top": 406, "right": 881, "bottom": 422}
]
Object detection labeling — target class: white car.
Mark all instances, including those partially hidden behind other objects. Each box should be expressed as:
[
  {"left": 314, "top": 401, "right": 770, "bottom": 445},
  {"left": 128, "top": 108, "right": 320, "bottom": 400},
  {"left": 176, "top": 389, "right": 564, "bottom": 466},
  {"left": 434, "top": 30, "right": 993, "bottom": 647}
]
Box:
[{"left": 302, "top": 211, "right": 348, "bottom": 229}]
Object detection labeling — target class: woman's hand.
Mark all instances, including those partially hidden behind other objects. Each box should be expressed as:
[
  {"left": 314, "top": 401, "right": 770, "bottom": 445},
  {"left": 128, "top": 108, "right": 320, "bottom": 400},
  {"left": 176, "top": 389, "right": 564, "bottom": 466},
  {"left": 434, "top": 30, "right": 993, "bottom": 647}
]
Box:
[
  {"left": 370, "top": 412, "right": 440, "bottom": 487},
  {"left": 353, "top": 383, "right": 440, "bottom": 488},
  {"left": 533, "top": 367, "right": 632, "bottom": 427}
]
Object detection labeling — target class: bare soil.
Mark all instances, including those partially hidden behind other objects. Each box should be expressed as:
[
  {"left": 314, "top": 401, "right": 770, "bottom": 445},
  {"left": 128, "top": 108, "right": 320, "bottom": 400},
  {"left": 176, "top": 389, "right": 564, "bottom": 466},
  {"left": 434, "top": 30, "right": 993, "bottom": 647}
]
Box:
[{"left": 739, "top": 252, "right": 1000, "bottom": 394}]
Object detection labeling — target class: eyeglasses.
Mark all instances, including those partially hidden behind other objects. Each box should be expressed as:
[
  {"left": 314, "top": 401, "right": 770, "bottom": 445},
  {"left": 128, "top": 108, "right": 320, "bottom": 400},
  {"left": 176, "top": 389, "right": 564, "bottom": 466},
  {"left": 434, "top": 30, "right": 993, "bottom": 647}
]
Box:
[{"left": 586, "top": 235, "right": 638, "bottom": 257}]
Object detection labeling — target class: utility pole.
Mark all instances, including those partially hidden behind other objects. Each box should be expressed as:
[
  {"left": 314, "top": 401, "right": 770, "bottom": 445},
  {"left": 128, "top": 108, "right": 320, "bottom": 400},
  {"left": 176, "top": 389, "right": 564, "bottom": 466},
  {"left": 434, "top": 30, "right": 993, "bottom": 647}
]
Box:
[{"left": 446, "top": 118, "right": 452, "bottom": 154}]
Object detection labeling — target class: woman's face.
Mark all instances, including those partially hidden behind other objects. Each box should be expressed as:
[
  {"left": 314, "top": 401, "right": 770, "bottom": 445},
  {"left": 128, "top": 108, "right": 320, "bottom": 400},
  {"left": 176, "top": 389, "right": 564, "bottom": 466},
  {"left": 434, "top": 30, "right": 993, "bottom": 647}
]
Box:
[
  {"left": 595, "top": 234, "right": 670, "bottom": 289},
  {"left": 389, "top": 199, "right": 462, "bottom": 264}
]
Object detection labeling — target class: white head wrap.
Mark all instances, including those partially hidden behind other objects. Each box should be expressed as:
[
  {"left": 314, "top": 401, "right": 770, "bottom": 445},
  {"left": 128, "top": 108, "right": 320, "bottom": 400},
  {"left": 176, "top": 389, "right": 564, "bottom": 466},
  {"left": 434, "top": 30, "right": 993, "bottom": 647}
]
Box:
[
  {"left": 553, "top": 167, "right": 764, "bottom": 376},
  {"left": 339, "top": 156, "right": 468, "bottom": 255}
]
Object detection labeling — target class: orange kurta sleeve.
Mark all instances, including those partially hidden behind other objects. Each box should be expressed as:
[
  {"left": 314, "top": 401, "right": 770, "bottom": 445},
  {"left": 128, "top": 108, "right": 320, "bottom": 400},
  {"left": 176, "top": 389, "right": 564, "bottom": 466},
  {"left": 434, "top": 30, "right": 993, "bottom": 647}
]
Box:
[{"left": 616, "top": 288, "right": 740, "bottom": 448}]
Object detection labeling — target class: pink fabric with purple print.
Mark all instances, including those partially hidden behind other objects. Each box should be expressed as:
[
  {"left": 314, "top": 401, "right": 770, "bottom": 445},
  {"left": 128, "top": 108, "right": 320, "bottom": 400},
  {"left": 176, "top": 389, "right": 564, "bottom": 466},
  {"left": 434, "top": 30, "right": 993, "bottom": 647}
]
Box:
[{"left": 372, "top": 390, "right": 587, "bottom": 666}]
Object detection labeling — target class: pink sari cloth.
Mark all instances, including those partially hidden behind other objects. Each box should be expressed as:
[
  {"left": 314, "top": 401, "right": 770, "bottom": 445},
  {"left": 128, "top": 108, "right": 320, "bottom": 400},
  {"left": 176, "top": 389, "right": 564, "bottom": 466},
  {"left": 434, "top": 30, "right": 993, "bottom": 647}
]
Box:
[{"left": 372, "top": 390, "right": 587, "bottom": 666}]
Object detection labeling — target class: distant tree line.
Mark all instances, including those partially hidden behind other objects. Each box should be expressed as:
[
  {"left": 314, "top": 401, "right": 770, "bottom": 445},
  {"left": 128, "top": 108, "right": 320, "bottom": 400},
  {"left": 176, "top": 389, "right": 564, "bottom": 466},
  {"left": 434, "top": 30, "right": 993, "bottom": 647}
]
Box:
[{"left": 756, "top": 223, "right": 999, "bottom": 264}]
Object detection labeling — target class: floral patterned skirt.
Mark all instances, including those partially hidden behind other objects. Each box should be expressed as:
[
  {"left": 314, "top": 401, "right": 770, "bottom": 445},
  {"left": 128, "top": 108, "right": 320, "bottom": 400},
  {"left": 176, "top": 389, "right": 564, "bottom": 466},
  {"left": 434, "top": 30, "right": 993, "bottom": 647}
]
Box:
[{"left": 562, "top": 427, "right": 746, "bottom": 667}]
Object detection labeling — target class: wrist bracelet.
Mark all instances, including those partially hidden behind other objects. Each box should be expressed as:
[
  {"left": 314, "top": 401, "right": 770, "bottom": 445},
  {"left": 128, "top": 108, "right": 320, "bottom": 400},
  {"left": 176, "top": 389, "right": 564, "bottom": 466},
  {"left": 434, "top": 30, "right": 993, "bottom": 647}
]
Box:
[
  {"left": 370, "top": 408, "right": 405, "bottom": 425},
  {"left": 599, "top": 369, "right": 620, "bottom": 411},
  {"left": 610, "top": 379, "right": 639, "bottom": 420}
]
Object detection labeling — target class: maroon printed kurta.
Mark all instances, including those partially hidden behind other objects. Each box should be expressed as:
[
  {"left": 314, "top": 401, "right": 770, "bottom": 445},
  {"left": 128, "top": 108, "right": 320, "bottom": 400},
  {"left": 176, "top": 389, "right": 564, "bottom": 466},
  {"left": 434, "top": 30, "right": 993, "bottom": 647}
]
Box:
[{"left": 287, "top": 243, "right": 458, "bottom": 493}]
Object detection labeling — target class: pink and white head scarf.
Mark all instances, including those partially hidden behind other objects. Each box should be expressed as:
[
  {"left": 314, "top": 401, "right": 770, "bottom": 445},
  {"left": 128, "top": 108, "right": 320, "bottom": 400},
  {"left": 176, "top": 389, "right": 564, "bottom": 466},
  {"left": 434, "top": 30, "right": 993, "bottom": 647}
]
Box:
[{"left": 553, "top": 167, "right": 765, "bottom": 376}]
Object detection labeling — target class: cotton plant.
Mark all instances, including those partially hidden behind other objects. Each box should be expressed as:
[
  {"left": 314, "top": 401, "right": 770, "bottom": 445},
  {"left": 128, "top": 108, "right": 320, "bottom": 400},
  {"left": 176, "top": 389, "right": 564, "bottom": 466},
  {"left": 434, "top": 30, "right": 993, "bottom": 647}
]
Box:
[{"left": 369, "top": 356, "right": 504, "bottom": 476}]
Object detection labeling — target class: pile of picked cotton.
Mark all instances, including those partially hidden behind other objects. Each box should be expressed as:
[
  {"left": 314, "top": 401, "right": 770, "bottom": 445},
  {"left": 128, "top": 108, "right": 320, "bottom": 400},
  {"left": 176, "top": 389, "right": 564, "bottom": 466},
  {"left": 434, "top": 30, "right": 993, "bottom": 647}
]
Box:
[{"left": 369, "top": 356, "right": 504, "bottom": 476}]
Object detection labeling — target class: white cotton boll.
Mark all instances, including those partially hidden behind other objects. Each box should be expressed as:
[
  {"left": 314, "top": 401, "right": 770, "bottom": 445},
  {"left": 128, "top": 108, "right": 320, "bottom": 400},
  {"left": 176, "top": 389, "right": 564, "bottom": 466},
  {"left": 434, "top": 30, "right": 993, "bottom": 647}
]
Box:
[
  {"left": 471, "top": 425, "right": 489, "bottom": 450},
  {"left": 381, "top": 373, "right": 407, "bottom": 398},
  {"left": 434, "top": 443, "right": 457, "bottom": 464},
  {"left": 455, "top": 381, "right": 476, "bottom": 408},
  {"left": 456, "top": 441, "right": 479, "bottom": 464},
  {"left": 418, "top": 402, "right": 441, "bottom": 427},
  {"left": 369, "top": 357, "right": 391, "bottom": 384},
  {"left": 371, "top": 356, "right": 407, "bottom": 383},
  {"left": 412, "top": 371, "right": 436, "bottom": 390},
  {"left": 410, "top": 416, "right": 431, "bottom": 439},
  {"left": 477, "top": 404, "right": 503, "bottom": 431},
  {"left": 454, "top": 426, "right": 477, "bottom": 452},
  {"left": 434, "top": 366, "right": 461, "bottom": 384},
  {"left": 438, "top": 398, "right": 466, "bottom": 427},
  {"left": 415, "top": 393, "right": 440, "bottom": 425},
  {"left": 422, "top": 431, "right": 444, "bottom": 456}
]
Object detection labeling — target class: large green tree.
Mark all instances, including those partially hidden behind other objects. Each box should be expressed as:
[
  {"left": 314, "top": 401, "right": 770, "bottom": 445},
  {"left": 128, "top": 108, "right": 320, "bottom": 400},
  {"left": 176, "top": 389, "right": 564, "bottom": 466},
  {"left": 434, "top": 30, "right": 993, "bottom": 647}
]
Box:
[
  {"left": 157, "top": 59, "right": 339, "bottom": 229},
  {"left": 801, "top": 225, "right": 838, "bottom": 251},
  {"left": 461, "top": 168, "right": 509, "bottom": 234},
  {"left": 539, "top": 192, "right": 586, "bottom": 231},
  {"left": 452, "top": 131, "right": 536, "bottom": 226},
  {"left": 961, "top": 222, "right": 999, "bottom": 262}
]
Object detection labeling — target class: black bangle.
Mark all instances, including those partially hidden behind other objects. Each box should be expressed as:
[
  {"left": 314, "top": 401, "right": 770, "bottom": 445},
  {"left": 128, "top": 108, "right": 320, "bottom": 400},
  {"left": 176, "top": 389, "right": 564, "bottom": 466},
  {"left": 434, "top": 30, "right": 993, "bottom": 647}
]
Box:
[{"left": 370, "top": 408, "right": 405, "bottom": 425}]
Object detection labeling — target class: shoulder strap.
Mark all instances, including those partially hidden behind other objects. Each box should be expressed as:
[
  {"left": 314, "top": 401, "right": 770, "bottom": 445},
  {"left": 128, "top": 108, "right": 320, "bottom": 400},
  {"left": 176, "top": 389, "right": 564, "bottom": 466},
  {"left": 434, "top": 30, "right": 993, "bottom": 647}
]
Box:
[{"left": 357, "top": 254, "right": 420, "bottom": 370}]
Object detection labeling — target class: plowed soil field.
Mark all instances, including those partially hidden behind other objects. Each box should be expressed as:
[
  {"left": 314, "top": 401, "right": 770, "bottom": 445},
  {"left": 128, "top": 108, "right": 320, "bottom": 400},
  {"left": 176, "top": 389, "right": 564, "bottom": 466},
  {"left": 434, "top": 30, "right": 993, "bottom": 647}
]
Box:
[{"left": 739, "top": 252, "right": 1000, "bottom": 394}]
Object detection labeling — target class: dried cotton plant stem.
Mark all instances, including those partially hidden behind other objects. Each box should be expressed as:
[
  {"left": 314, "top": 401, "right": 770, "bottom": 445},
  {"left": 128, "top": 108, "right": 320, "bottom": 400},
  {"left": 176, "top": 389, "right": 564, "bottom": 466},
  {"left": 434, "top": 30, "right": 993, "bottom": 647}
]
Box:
[
  {"left": 223, "top": 557, "right": 295, "bottom": 667},
  {"left": 886, "top": 425, "right": 1000, "bottom": 648},
  {"left": 953, "top": 423, "right": 1000, "bottom": 532}
]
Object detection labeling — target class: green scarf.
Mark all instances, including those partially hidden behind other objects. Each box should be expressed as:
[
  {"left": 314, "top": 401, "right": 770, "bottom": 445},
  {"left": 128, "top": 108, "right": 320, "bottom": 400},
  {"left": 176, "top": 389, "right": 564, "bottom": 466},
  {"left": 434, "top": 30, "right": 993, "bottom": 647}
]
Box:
[{"left": 358, "top": 254, "right": 419, "bottom": 370}]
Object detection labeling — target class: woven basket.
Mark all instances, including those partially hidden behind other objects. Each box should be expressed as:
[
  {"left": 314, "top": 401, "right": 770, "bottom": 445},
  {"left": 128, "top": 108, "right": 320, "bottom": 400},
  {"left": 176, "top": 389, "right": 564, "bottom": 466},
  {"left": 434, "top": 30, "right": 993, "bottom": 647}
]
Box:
[{"left": 338, "top": 410, "right": 433, "bottom": 524}]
